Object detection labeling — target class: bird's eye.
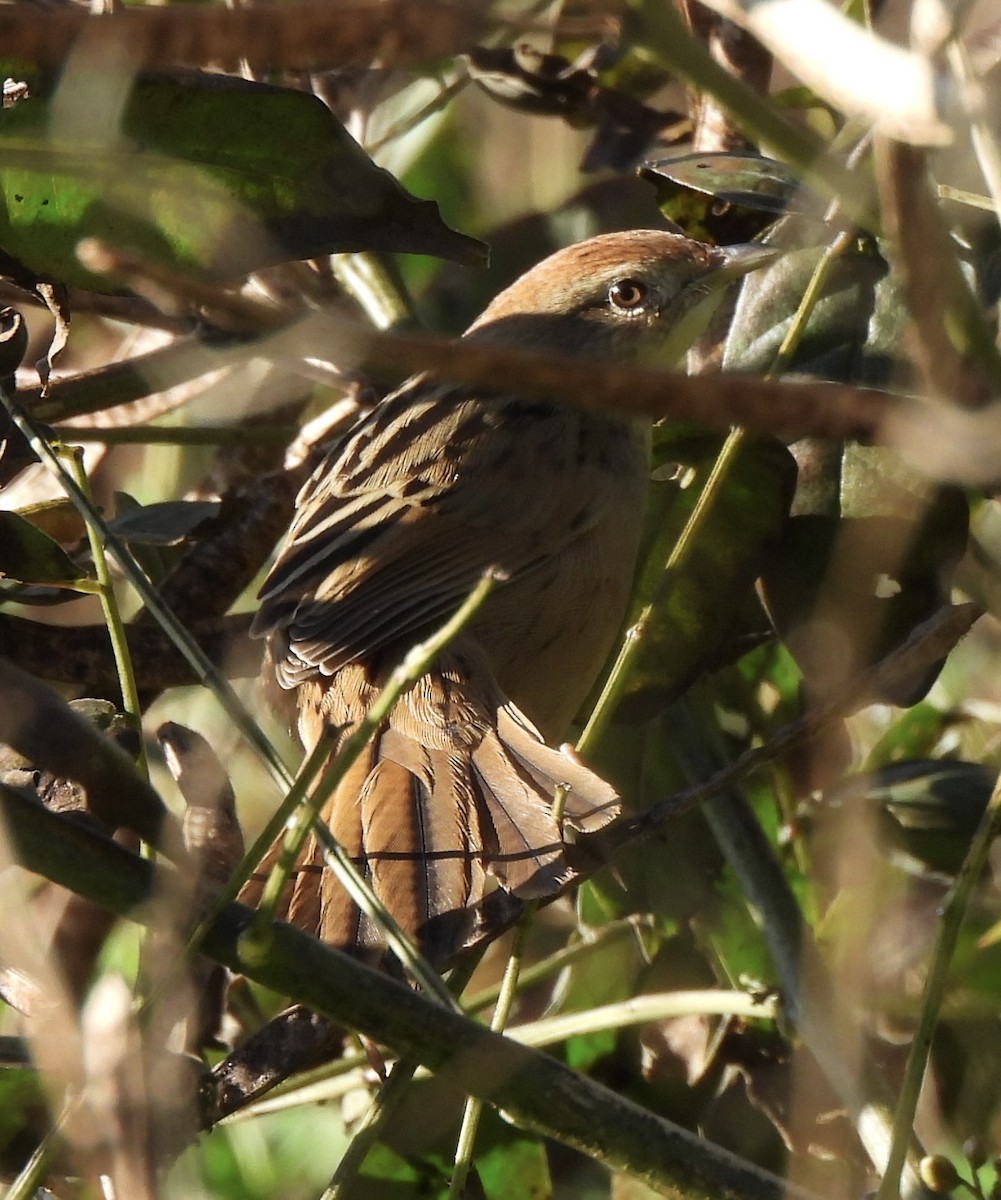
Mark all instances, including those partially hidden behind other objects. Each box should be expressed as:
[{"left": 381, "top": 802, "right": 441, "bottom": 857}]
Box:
[{"left": 608, "top": 278, "right": 648, "bottom": 311}]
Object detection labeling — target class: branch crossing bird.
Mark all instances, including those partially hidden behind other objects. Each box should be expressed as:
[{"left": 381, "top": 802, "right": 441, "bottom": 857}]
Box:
[{"left": 239, "top": 229, "right": 774, "bottom": 966}]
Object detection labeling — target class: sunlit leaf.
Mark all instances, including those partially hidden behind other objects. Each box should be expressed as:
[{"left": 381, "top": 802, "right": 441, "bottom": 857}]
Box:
[
  {"left": 0, "top": 72, "right": 484, "bottom": 291},
  {"left": 475, "top": 1112, "right": 551, "bottom": 1200},
  {"left": 644, "top": 151, "right": 805, "bottom": 214},
  {"left": 0, "top": 508, "right": 90, "bottom": 588},
  {"left": 864, "top": 701, "right": 968, "bottom": 767},
  {"left": 694, "top": 867, "right": 775, "bottom": 987},
  {"left": 557, "top": 916, "right": 643, "bottom": 1073}
]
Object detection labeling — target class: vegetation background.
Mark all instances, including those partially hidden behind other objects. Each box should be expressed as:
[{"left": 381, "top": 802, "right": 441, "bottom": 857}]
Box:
[{"left": 1, "top": 1, "right": 1001, "bottom": 1198}]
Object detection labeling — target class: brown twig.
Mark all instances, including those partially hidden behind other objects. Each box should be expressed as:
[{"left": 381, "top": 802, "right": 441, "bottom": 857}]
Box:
[
  {"left": 874, "top": 138, "right": 996, "bottom": 408},
  {"left": 24, "top": 336, "right": 231, "bottom": 425},
  {"left": 303, "top": 310, "right": 900, "bottom": 442},
  {"left": 0, "top": 281, "right": 194, "bottom": 336},
  {"left": 18, "top": 248, "right": 905, "bottom": 445},
  {"left": 682, "top": 0, "right": 772, "bottom": 153},
  {"left": 0, "top": 2, "right": 497, "bottom": 72}
]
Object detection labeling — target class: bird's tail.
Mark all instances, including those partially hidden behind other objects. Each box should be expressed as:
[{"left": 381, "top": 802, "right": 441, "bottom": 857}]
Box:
[{"left": 239, "top": 658, "right": 619, "bottom": 966}]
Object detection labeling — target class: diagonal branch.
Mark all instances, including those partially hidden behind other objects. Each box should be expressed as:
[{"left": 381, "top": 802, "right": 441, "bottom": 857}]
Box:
[{"left": 0, "top": 783, "right": 821, "bottom": 1200}]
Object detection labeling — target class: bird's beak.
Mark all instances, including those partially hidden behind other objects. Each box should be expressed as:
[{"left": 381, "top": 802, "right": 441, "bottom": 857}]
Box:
[
  {"left": 652, "top": 241, "right": 780, "bottom": 369},
  {"left": 710, "top": 242, "right": 782, "bottom": 281}
]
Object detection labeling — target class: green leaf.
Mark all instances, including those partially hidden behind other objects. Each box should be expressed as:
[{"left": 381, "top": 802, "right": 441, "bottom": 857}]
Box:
[
  {"left": 760, "top": 445, "right": 969, "bottom": 705},
  {"left": 176, "top": 1107, "right": 347, "bottom": 1200},
  {"left": 723, "top": 228, "right": 890, "bottom": 382},
  {"left": 475, "top": 1112, "right": 551, "bottom": 1200},
  {"left": 558, "top": 918, "right": 643, "bottom": 1072},
  {"left": 351, "top": 1109, "right": 550, "bottom": 1200},
  {"left": 356, "top": 1143, "right": 456, "bottom": 1198},
  {"left": 864, "top": 700, "right": 966, "bottom": 767},
  {"left": 617, "top": 431, "right": 796, "bottom": 722},
  {"left": 106, "top": 498, "right": 220, "bottom": 546},
  {"left": 0, "top": 1067, "right": 48, "bottom": 1166},
  {"left": 0, "top": 509, "right": 91, "bottom": 588},
  {"left": 694, "top": 865, "right": 775, "bottom": 988},
  {"left": 644, "top": 151, "right": 805, "bottom": 214},
  {"left": 0, "top": 71, "right": 485, "bottom": 291},
  {"left": 108, "top": 492, "right": 182, "bottom": 582}
]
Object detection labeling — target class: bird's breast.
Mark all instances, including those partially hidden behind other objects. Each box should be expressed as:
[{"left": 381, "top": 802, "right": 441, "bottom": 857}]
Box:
[{"left": 473, "top": 410, "right": 650, "bottom": 739}]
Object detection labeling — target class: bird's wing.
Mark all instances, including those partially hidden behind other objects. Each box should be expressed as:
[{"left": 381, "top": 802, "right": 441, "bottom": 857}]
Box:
[{"left": 255, "top": 377, "right": 630, "bottom": 681}]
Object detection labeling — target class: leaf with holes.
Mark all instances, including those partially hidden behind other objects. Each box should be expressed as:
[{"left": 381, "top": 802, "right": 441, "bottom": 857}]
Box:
[{"left": 641, "top": 151, "right": 806, "bottom": 244}]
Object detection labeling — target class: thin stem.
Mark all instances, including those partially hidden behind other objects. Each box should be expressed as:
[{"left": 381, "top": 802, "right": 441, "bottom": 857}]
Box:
[
  {"left": 0, "top": 387, "right": 297, "bottom": 797},
  {"left": 365, "top": 73, "right": 468, "bottom": 157},
  {"left": 579, "top": 426, "right": 746, "bottom": 753},
  {"left": 320, "top": 1056, "right": 422, "bottom": 1200},
  {"left": 320, "top": 953, "right": 483, "bottom": 1200},
  {"left": 936, "top": 184, "right": 997, "bottom": 212},
  {"left": 768, "top": 230, "right": 855, "bottom": 380},
  {"left": 510, "top": 988, "right": 778, "bottom": 1049},
  {"left": 449, "top": 919, "right": 529, "bottom": 1199},
  {"left": 65, "top": 446, "right": 148, "bottom": 781},
  {"left": 150, "top": 730, "right": 339, "bottom": 1011},
  {"left": 875, "top": 769, "right": 1001, "bottom": 1200},
  {"left": 463, "top": 918, "right": 646, "bottom": 1014},
  {"left": 58, "top": 423, "right": 296, "bottom": 446},
  {"left": 238, "top": 729, "right": 341, "bottom": 946},
  {"left": 330, "top": 253, "right": 414, "bottom": 330},
  {"left": 3, "top": 1095, "right": 78, "bottom": 1200}
]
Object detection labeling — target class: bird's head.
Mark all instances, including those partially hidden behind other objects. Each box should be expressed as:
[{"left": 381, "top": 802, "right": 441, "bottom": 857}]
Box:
[{"left": 466, "top": 228, "right": 776, "bottom": 367}]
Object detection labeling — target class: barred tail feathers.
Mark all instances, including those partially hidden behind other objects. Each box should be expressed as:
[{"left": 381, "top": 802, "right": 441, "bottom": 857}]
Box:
[{"left": 240, "top": 694, "right": 619, "bottom": 964}]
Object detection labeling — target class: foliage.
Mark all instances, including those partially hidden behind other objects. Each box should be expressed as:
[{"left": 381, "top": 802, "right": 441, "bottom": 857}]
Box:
[{"left": 0, "top": 3, "right": 1000, "bottom": 1199}]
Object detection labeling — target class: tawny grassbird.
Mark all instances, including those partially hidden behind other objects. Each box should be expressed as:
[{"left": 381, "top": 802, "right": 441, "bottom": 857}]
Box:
[{"left": 240, "top": 229, "right": 771, "bottom": 966}]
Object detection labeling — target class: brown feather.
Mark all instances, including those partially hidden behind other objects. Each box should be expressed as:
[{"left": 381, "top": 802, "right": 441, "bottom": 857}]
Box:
[
  {"left": 470, "top": 728, "right": 566, "bottom": 896},
  {"left": 495, "top": 706, "right": 620, "bottom": 833},
  {"left": 314, "top": 745, "right": 372, "bottom": 950},
  {"left": 358, "top": 749, "right": 480, "bottom": 962}
]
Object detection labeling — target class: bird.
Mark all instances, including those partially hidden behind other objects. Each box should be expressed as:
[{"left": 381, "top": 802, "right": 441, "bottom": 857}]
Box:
[{"left": 239, "top": 228, "right": 771, "bottom": 967}]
